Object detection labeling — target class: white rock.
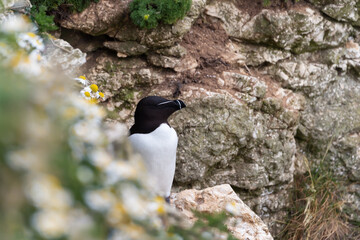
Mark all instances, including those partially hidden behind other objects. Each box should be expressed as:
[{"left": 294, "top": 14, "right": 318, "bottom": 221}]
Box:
[{"left": 171, "top": 184, "right": 273, "bottom": 240}]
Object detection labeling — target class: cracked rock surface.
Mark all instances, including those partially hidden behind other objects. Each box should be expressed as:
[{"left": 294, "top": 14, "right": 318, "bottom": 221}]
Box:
[{"left": 59, "top": 0, "right": 360, "bottom": 236}]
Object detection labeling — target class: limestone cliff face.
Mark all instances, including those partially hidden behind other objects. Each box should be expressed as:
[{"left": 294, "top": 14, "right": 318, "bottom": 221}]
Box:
[
  {"left": 59, "top": 0, "right": 360, "bottom": 235},
  {"left": 172, "top": 184, "right": 273, "bottom": 240}
]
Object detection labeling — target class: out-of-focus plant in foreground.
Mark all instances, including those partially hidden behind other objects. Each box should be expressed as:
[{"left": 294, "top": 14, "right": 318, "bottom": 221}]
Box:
[
  {"left": 0, "top": 11, "right": 168, "bottom": 240},
  {"left": 0, "top": 9, "right": 238, "bottom": 240}
]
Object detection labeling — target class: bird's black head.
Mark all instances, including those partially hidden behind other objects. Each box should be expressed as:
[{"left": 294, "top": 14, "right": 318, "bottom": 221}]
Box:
[{"left": 130, "top": 96, "right": 186, "bottom": 135}]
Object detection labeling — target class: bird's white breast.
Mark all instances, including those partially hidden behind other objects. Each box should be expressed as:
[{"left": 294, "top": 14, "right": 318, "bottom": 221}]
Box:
[{"left": 128, "top": 123, "right": 178, "bottom": 197}]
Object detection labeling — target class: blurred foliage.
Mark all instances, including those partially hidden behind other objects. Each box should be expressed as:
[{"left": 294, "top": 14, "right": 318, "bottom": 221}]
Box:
[
  {"left": 0, "top": 67, "right": 29, "bottom": 239},
  {"left": 30, "top": 0, "right": 99, "bottom": 12},
  {"left": 0, "top": 67, "right": 30, "bottom": 154},
  {"left": 168, "top": 211, "right": 237, "bottom": 240},
  {"left": 263, "top": 0, "right": 271, "bottom": 6},
  {"left": 30, "top": 5, "right": 58, "bottom": 33},
  {"left": 0, "top": 11, "right": 238, "bottom": 240},
  {"left": 130, "top": 0, "right": 192, "bottom": 29}
]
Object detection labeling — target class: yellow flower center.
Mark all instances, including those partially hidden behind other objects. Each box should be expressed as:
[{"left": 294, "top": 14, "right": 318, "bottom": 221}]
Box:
[
  {"left": 9, "top": 51, "right": 23, "bottom": 68},
  {"left": 114, "top": 202, "right": 126, "bottom": 214},
  {"left": 22, "top": 15, "right": 31, "bottom": 22},
  {"left": 144, "top": 14, "right": 150, "bottom": 21},
  {"left": 84, "top": 92, "right": 91, "bottom": 97},
  {"left": 157, "top": 205, "right": 165, "bottom": 215},
  {"left": 99, "top": 92, "right": 104, "bottom": 98},
  {"left": 48, "top": 33, "right": 56, "bottom": 40},
  {"left": 27, "top": 32, "right": 36, "bottom": 38},
  {"left": 47, "top": 175, "right": 62, "bottom": 188},
  {"left": 24, "top": 56, "right": 30, "bottom": 63},
  {"left": 155, "top": 196, "right": 164, "bottom": 203},
  {"left": 88, "top": 98, "right": 98, "bottom": 104},
  {"left": 79, "top": 75, "right": 86, "bottom": 80},
  {"left": 90, "top": 84, "right": 98, "bottom": 92},
  {"left": 63, "top": 107, "right": 78, "bottom": 119}
]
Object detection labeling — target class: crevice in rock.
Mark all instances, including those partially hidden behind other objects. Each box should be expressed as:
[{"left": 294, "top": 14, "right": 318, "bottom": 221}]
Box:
[{"left": 60, "top": 27, "right": 112, "bottom": 53}]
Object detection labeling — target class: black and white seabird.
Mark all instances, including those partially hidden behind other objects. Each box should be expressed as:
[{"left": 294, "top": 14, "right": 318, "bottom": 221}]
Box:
[{"left": 128, "top": 96, "right": 186, "bottom": 203}]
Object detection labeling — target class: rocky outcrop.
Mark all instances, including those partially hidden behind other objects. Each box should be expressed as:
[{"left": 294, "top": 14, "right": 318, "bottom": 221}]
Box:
[
  {"left": 171, "top": 184, "right": 273, "bottom": 240},
  {"left": 44, "top": 38, "right": 86, "bottom": 76},
  {"left": 59, "top": 0, "right": 360, "bottom": 236},
  {"left": 264, "top": 42, "right": 360, "bottom": 184},
  {"left": 60, "top": 0, "right": 207, "bottom": 52},
  {"left": 60, "top": 0, "right": 132, "bottom": 36},
  {"left": 206, "top": 1, "right": 354, "bottom": 53},
  {"left": 165, "top": 75, "right": 304, "bottom": 233},
  {"left": 308, "top": 0, "right": 360, "bottom": 27}
]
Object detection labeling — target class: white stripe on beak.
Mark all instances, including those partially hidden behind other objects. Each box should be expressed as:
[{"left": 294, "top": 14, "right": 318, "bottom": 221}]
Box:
[
  {"left": 176, "top": 100, "right": 182, "bottom": 109},
  {"left": 157, "top": 100, "right": 173, "bottom": 106}
]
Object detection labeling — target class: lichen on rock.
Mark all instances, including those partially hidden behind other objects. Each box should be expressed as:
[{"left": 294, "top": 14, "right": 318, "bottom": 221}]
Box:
[
  {"left": 309, "top": 0, "right": 360, "bottom": 27},
  {"left": 171, "top": 184, "right": 274, "bottom": 240},
  {"left": 44, "top": 38, "right": 86, "bottom": 76},
  {"left": 206, "top": 2, "right": 354, "bottom": 54},
  {"left": 56, "top": 0, "right": 360, "bottom": 236}
]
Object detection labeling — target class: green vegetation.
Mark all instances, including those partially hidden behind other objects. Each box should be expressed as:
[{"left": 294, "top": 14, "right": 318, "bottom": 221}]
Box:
[
  {"left": 280, "top": 156, "right": 356, "bottom": 239},
  {"left": 169, "top": 211, "right": 237, "bottom": 240},
  {"left": 29, "top": 0, "right": 99, "bottom": 33},
  {"left": 30, "top": 0, "right": 99, "bottom": 12},
  {"left": 263, "top": 0, "right": 271, "bottom": 6},
  {"left": 130, "top": 0, "right": 192, "bottom": 29},
  {"left": 117, "top": 88, "right": 136, "bottom": 109},
  {"left": 29, "top": 0, "right": 191, "bottom": 32},
  {"left": 0, "top": 68, "right": 30, "bottom": 158},
  {"left": 30, "top": 5, "right": 58, "bottom": 33},
  {"left": 104, "top": 61, "right": 120, "bottom": 77}
]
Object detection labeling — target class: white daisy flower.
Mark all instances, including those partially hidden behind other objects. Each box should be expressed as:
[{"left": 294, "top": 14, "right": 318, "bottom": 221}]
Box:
[
  {"left": 75, "top": 75, "right": 89, "bottom": 86},
  {"left": 225, "top": 201, "right": 241, "bottom": 216},
  {"left": 89, "top": 149, "right": 112, "bottom": 169},
  {"left": 0, "top": 14, "right": 33, "bottom": 33},
  {"left": 147, "top": 196, "right": 166, "bottom": 216},
  {"left": 121, "top": 185, "right": 148, "bottom": 219},
  {"left": 80, "top": 86, "right": 92, "bottom": 100},
  {"left": 9, "top": 49, "right": 43, "bottom": 76},
  {"left": 32, "top": 210, "right": 68, "bottom": 239},
  {"left": 25, "top": 174, "right": 73, "bottom": 210},
  {"left": 0, "top": 42, "right": 11, "bottom": 59},
  {"left": 17, "top": 32, "right": 44, "bottom": 51},
  {"left": 67, "top": 209, "right": 94, "bottom": 237},
  {"left": 84, "top": 189, "right": 116, "bottom": 212},
  {"left": 105, "top": 160, "right": 138, "bottom": 184}
]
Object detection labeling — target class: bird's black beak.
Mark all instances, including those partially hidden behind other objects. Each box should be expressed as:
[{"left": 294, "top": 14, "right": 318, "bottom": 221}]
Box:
[
  {"left": 157, "top": 99, "right": 186, "bottom": 110},
  {"left": 173, "top": 99, "right": 186, "bottom": 110}
]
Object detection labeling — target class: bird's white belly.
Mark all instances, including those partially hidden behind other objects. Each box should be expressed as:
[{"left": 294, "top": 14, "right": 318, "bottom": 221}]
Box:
[{"left": 128, "top": 123, "right": 178, "bottom": 197}]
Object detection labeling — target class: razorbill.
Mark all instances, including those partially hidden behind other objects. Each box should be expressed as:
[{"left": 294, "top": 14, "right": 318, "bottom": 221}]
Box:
[{"left": 128, "top": 96, "right": 186, "bottom": 203}]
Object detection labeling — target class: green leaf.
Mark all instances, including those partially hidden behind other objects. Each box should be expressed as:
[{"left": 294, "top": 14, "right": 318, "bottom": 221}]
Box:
[
  {"left": 30, "top": 5, "right": 58, "bottom": 33},
  {"left": 130, "top": 0, "right": 192, "bottom": 29}
]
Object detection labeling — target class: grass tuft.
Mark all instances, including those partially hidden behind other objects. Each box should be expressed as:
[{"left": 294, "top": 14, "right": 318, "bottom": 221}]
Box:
[{"left": 280, "top": 154, "right": 354, "bottom": 240}]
